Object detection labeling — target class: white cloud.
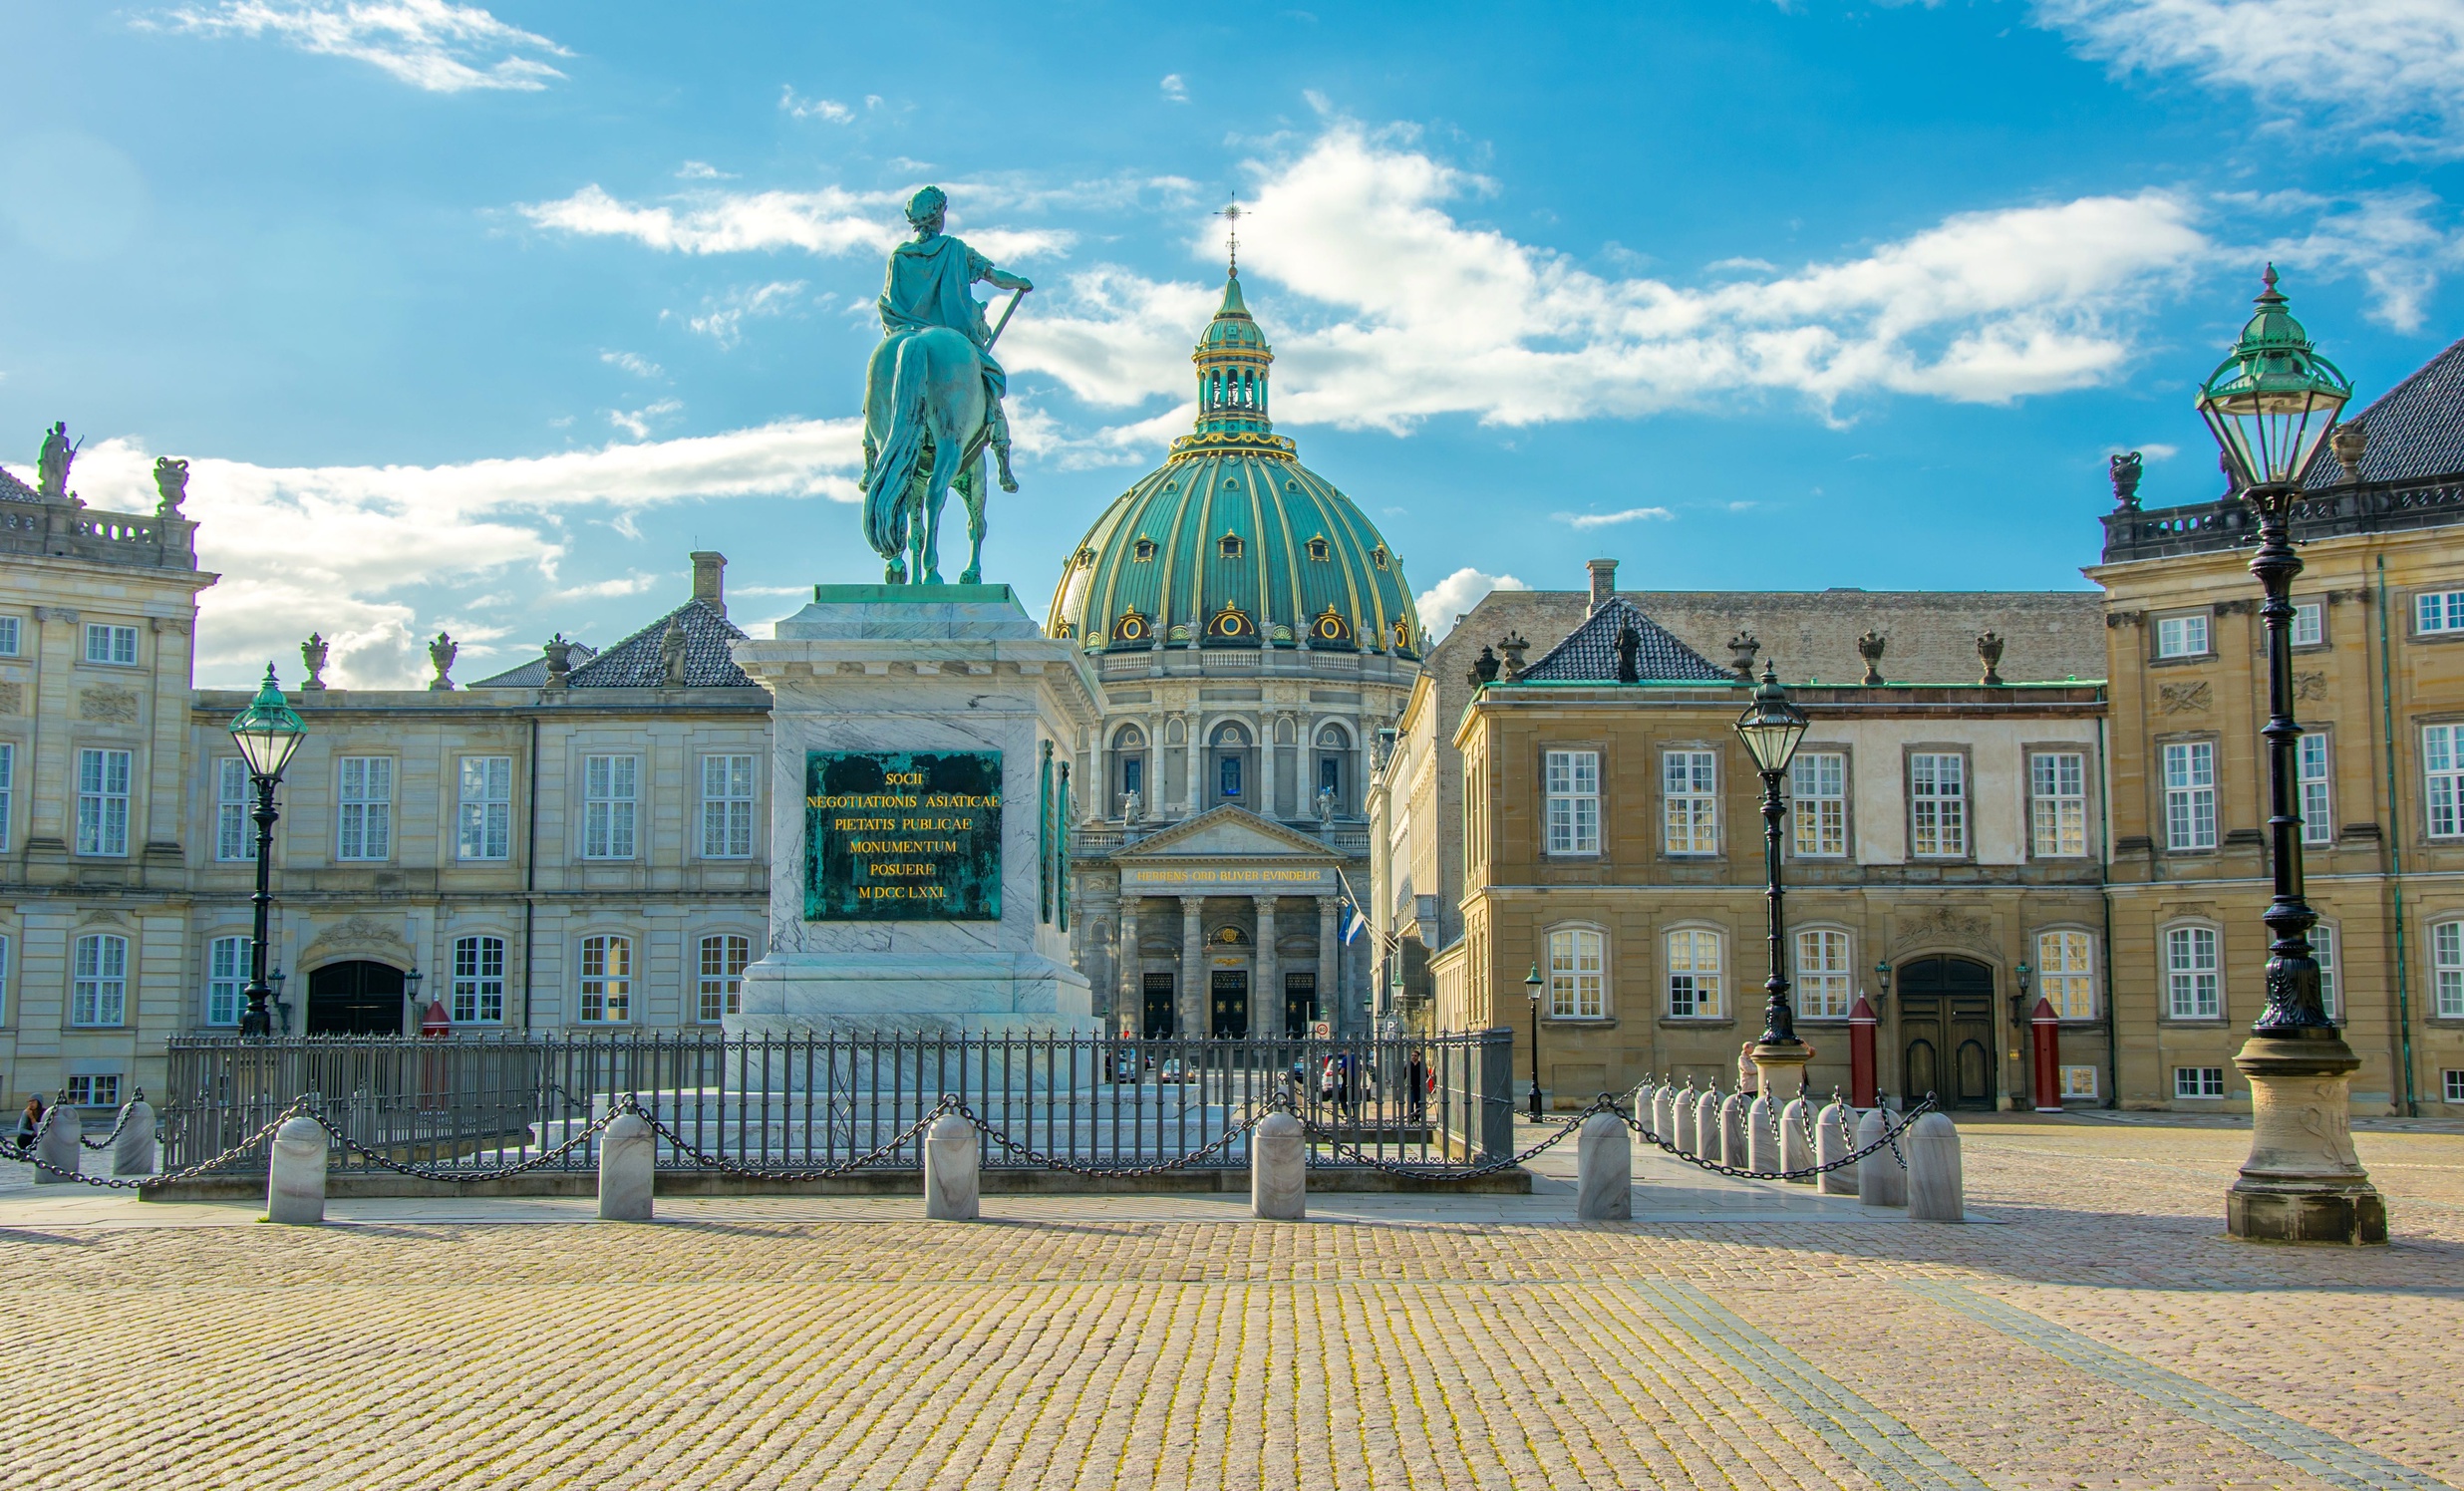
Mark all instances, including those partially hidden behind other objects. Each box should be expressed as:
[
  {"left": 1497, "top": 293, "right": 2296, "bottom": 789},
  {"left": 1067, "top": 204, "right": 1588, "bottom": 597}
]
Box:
[
  {"left": 605, "top": 398, "right": 682, "bottom": 439},
  {"left": 779, "top": 86, "right": 854, "bottom": 123},
  {"left": 599, "top": 350, "right": 662, "bottom": 378},
  {"left": 1160, "top": 74, "right": 1189, "bottom": 103},
  {"left": 1415, "top": 568, "right": 1529, "bottom": 642},
  {"left": 1556, "top": 506, "right": 1674, "bottom": 528},
  {"left": 2246, "top": 189, "right": 2464, "bottom": 332},
  {"left": 676, "top": 279, "right": 806, "bottom": 348},
  {"left": 2033, "top": 0, "right": 2464, "bottom": 153},
  {"left": 1002, "top": 268, "right": 1221, "bottom": 407},
  {"left": 518, "top": 182, "right": 1073, "bottom": 263},
  {"left": 676, "top": 161, "right": 734, "bottom": 181},
  {"left": 55, "top": 421, "right": 861, "bottom": 689},
  {"left": 151, "top": 0, "right": 570, "bottom": 92}
]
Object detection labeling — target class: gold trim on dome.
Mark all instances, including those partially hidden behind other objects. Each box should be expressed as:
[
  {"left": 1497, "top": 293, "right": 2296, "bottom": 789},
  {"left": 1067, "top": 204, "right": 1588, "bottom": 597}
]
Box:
[
  {"left": 1312, "top": 606, "right": 1352, "bottom": 645},
  {"left": 1167, "top": 431, "right": 1296, "bottom": 461},
  {"left": 1208, "top": 604, "right": 1256, "bottom": 640}
]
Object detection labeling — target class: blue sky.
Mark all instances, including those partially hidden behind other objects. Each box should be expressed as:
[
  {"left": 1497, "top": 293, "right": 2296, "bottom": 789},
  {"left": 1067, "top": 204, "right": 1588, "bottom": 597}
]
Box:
[{"left": 5, "top": 0, "right": 2463, "bottom": 686}]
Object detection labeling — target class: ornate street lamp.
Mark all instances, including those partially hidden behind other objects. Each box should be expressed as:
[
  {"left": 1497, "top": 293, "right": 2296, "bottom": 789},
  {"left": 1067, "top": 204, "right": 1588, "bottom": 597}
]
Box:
[
  {"left": 227, "top": 666, "right": 306, "bottom": 1040},
  {"left": 2195, "top": 267, "right": 2383, "bottom": 1244},
  {"left": 1734, "top": 660, "right": 1809, "bottom": 1055},
  {"left": 1523, "top": 962, "right": 1545, "bottom": 1120}
]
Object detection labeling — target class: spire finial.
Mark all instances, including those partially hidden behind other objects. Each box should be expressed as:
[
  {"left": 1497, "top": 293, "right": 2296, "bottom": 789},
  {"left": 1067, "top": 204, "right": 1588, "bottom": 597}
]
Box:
[
  {"left": 1214, "top": 195, "right": 1244, "bottom": 276},
  {"left": 2259, "top": 261, "right": 2284, "bottom": 305}
]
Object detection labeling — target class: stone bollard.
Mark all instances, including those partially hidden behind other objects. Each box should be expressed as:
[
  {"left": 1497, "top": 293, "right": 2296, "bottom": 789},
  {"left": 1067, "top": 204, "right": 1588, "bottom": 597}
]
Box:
[
  {"left": 1694, "top": 1088, "right": 1721, "bottom": 1160},
  {"left": 266, "top": 1115, "right": 329, "bottom": 1225},
  {"left": 924, "top": 1112, "right": 980, "bottom": 1221},
  {"left": 598, "top": 1110, "right": 655, "bottom": 1221},
  {"left": 1651, "top": 1084, "right": 1675, "bottom": 1142},
  {"left": 113, "top": 1096, "right": 158, "bottom": 1178},
  {"left": 1746, "top": 1095, "right": 1779, "bottom": 1175},
  {"left": 1673, "top": 1088, "right": 1697, "bottom": 1156},
  {"left": 32, "top": 1098, "right": 82, "bottom": 1186},
  {"left": 1576, "top": 1111, "right": 1632, "bottom": 1221},
  {"left": 1815, "top": 1100, "right": 1858, "bottom": 1196},
  {"left": 1718, "top": 1091, "right": 1748, "bottom": 1167},
  {"left": 1779, "top": 1097, "right": 1814, "bottom": 1183},
  {"left": 1858, "top": 1106, "right": 1908, "bottom": 1209},
  {"left": 1250, "top": 1111, "right": 1307, "bottom": 1220},
  {"left": 1905, "top": 1112, "right": 1965, "bottom": 1222}
]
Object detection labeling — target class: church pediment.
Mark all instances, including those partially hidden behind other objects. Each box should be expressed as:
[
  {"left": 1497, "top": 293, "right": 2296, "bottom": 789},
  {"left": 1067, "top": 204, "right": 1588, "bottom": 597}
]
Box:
[{"left": 1112, "top": 805, "right": 1340, "bottom": 863}]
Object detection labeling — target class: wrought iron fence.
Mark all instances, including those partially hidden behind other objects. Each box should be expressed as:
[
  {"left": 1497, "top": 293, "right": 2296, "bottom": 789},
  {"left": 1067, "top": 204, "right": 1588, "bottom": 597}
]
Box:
[{"left": 160, "top": 1029, "right": 1516, "bottom": 1177}]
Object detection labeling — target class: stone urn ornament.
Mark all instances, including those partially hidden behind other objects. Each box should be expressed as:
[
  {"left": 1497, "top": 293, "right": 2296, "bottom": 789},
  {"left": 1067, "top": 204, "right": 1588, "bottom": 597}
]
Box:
[
  {"left": 299, "top": 633, "right": 329, "bottom": 692},
  {"left": 153, "top": 456, "right": 189, "bottom": 516},
  {"left": 543, "top": 633, "right": 575, "bottom": 687},
  {"left": 1727, "top": 630, "right": 1759, "bottom": 683},
  {"left": 1856, "top": 630, "right": 1886, "bottom": 687},
  {"left": 429, "top": 632, "right": 457, "bottom": 692},
  {"left": 2107, "top": 450, "right": 2143, "bottom": 511},
  {"left": 1976, "top": 630, "right": 2005, "bottom": 687}
]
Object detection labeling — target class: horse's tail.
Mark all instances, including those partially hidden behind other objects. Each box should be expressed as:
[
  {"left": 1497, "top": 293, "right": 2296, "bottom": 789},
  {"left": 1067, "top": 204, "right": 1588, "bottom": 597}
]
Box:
[{"left": 863, "top": 337, "right": 932, "bottom": 560}]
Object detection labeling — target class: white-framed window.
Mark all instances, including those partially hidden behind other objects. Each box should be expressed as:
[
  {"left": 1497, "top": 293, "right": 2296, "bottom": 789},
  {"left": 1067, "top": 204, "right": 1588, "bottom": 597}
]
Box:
[
  {"left": 2435, "top": 921, "right": 2464, "bottom": 1020},
  {"left": 0, "top": 932, "right": 10, "bottom": 1025},
  {"left": 458, "top": 755, "right": 512, "bottom": 861},
  {"left": 2298, "top": 734, "right": 2332, "bottom": 845},
  {"left": 1909, "top": 752, "right": 1968, "bottom": 858},
  {"left": 2059, "top": 1064, "right": 2098, "bottom": 1100},
  {"left": 578, "top": 934, "right": 631, "bottom": 1023},
  {"left": 2166, "top": 925, "right": 2222, "bottom": 1020},
  {"left": 452, "top": 935, "right": 505, "bottom": 1024},
  {"left": 2417, "top": 590, "right": 2464, "bottom": 635},
  {"left": 72, "top": 933, "right": 128, "bottom": 1027},
  {"left": 1543, "top": 749, "right": 1601, "bottom": 856},
  {"left": 2292, "top": 600, "right": 2324, "bottom": 648},
  {"left": 2038, "top": 929, "right": 2095, "bottom": 1020},
  {"left": 213, "top": 758, "right": 254, "bottom": 862},
  {"left": 2310, "top": 922, "right": 2339, "bottom": 1023},
  {"left": 2163, "top": 741, "right": 2218, "bottom": 850},
  {"left": 2030, "top": 751, "right": 2088, "bottom": 858},
  {"left": 206, "top": 934, "right": 248, "bottom": 1027},
  {"left": 2156, "top": 614, "right": 2210, "bottom": 658},
  {"left": 701, "top": 754, "right": 757, "bottom": 859},
  {"left": 1663, "top": 749, "right": 1718, "bottom": 855},
  {"left": 64, "top": 1074, "right": 120, "bottom": 1108},
  {"left": 1794, "top": 929, "right": 1851, "bottom": 1019},
  {"left": 0, "top": 615, "right": 18, "bottom": 655},
  {"left": 0, "top": 741, "right": 12, "bottom": 853},
  {"left": 336, "top": 756, "right": 393, "bottom": 861},
  {"left": 83, "top": 623, "right": 138, "bottom": 666},
  {"left": 1667, "top": 929, "right": 1723, "bottom": 1018},
  {"left": 698, "top": 933, "right": 751, "bottom": 1023},
  {"left": 1546, "top": 928, "right": 1605, "bottom": 1019},
  {"left": 583, "top": 754, "right": 638, "bottom": 860},
  {"left": 1790, "top": 750, "right": 1846, "bottom": 857},
  {"left": 2174, "top": 1066, "right": 2228, "bottom": 1099},
  {"left": 2445, "top": 1069, "right": 2464, "bottom": 1103},
  {"left": 75, "top": 747, "right": 131, "bottom": 857},
  {"left": 2425, "top": 725, "right": 2464, "bottom": 838}
]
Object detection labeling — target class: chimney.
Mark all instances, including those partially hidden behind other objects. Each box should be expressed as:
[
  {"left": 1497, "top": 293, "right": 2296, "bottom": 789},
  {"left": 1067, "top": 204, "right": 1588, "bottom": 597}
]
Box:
[
  {"left": 691, "top": 551, "right": 727, "bottom": 616},
  {"left": 1586, "top": 558, "right": 1617, "bottom": 614}
]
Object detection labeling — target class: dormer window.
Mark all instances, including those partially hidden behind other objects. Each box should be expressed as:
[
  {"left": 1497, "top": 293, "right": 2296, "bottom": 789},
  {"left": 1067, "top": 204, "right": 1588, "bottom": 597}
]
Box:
[
  {"left": 1133, "top": 537, "right": 1157, "bottom": 562},
  {"left": 1306, "top": 536, "right": 1331, "bottom": 562},
  {"left": 1219, "top": 533, "right": 1245, "bottom": 560},
  {"left": 1371, "top": 546, "right": 1390, "bottom": 570},
  {"left": 1074, "top": 546, "right": 1095, "bottom": 567}
]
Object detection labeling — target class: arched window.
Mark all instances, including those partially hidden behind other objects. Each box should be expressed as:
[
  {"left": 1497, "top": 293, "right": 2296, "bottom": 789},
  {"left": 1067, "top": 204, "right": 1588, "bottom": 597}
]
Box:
[
  {"left": 453, "top": 935, "right": 506, "bottom": 1024},
  {"left": 1112, "top": 725, "right": 1146, "bottom": 811},
  {"left": 73, "top": 933, "right": 128, "bottom": 1027},
  {"left": 1666, "top": 929, "right": 1723, "bottom": 1019},
  {"left": 1794, "top": 929, "right": 1851, "bottom": 1018},
  {"left": 1547, "top": 927, "right": 1606, "bottom": 1019},
  {"left": 698, "top": 933, "right": 751, "bottom": 1024},
  {"left": 2036, "top": 929, "right": 2095, "bottom": 1020},
  {"left": 1211, "top": 723, "right": 1250, "bottom": 805},
  {"left": 579, "top": 934, "right": 632, "bottom": 1024},
  {"left": 1314, "top": 723, "right": 1349, "bottom": 815},
  {"left": 2434, "top": 921, "right": 2464, "bottom": 1019},
  {"left": 1132, "top": 537, "right": 1157, "bottom": 562}
]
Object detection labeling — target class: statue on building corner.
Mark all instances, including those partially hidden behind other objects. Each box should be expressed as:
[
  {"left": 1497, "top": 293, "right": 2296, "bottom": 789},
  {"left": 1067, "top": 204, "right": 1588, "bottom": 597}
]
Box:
[
  {"left": 153, "top": 456, "right": 189, "bottom": 516},
  {"left": 543, "top": 633, "right": 576, "bottom": 688},
  {"left": 659, "top": 615, "right": 689, "bottom": 687},
  {"left": 1614, "top": 623, "right": 1641, "bottom": 684},
  {"left": 429, "top": 632, "right": 458, "bottom": 692},
  {"left": 36, "top": 421, "right": 76, "bottom": 501},
  {"left": 300, "top": 633, "right": 329, "bottom": 691},
  {"left": 2108, "top": 450, "right": 2143, "bottom": 511}
]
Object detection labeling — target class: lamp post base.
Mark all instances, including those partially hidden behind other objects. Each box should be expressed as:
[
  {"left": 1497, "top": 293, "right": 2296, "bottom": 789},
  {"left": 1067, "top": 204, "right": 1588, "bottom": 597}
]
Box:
[
  {"left": 1750, "top": 1042, "right": 1810, "bottom": 1105},
  {"left": 2226, "top": 1033, "right": 2386, "bottom": 1246}
]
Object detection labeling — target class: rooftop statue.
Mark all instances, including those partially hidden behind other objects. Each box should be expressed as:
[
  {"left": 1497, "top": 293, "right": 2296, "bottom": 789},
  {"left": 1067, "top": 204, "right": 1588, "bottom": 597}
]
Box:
[
  {"left": 860, "top": 185, "right": 1033, "bottom": 586},
  {"left": 37, "top": 421, "right": 75, "bottom": 500}
]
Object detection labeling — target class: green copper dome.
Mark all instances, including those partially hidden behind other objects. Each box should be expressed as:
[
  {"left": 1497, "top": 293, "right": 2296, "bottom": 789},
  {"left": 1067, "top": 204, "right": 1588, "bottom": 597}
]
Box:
[{"left": 1047, "top": 272, "right": 1422, "bottom": 658}]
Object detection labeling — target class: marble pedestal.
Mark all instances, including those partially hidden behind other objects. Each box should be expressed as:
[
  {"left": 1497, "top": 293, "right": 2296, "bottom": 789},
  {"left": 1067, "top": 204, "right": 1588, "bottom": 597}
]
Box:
[
  {"left": 2227, "top": 1033, "right": 2387, "bottom": 1246},
  {"left": 1750, "top": 1042, "right": 1810, "bottom": 1106},
  {"left": 728, "top": 586, "right": 1104, "bottom": 1042}
]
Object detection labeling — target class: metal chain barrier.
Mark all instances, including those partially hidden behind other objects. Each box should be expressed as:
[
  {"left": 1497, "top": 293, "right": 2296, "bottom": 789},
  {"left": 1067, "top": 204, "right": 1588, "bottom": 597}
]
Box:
[
  {"left": 1619, "top": 1092, "right": 1937, "bottom": 1183},
  {"left": 1296, "top": 1094, "right": 1619, "bottom": 1180},
  {"left": 631, "top": 1093, "right": 964, "bottom": 1182},
  {"left": 953, "top": 1096, "right": 1277, "bottom": 1178},
  {"left": 2, "top": 1098, "right": 320, "bottom": 1191},
  {"left": 310, "top": 1100, "right": 632, "bottom": 1183},
  {"left": 74, "top": 1091, "right": 144, "bottom": 1152}
]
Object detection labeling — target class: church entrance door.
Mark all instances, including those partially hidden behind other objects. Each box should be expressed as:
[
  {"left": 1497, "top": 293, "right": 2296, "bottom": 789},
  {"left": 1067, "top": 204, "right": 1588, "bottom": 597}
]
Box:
[
  {"left": 1210, "top": 970, "right": 1249, "bottom": 1039},
  {"left": 1283, "top": 972, "right": 1318, "bottom": 1038},
  {"left": 307, "top": 960, "right": 406, "bottom": 1035},
  {"left": 1896, "top": 955, "right": 1997, "bottom": 1109},
  {"left": 1142, "top": 973, "right": 1176, "bottom": 1039}
]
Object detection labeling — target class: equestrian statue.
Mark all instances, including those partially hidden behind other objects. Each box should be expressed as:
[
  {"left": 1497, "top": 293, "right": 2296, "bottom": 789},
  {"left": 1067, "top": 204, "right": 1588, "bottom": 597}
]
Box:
[{"left": 861, "top": 185, "right": 1031, "bottom": 585}]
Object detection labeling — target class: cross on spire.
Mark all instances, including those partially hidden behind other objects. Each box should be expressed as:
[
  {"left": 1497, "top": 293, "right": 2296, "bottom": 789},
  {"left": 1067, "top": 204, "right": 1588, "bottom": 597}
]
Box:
[{"left": 1215, "top": 196, "right": 1245, "bottom": 275}]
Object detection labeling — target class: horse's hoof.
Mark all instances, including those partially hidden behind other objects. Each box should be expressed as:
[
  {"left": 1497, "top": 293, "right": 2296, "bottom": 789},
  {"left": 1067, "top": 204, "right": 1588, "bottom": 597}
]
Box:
[
  {"left": 999, "top": 475, "right": 1019, "bottom": 493},
  {"left": 959, "top": 569, "right": 981, "bottom": 586},
  {"left": 925, "top": 570, "right": 945, "bottom": 585}
]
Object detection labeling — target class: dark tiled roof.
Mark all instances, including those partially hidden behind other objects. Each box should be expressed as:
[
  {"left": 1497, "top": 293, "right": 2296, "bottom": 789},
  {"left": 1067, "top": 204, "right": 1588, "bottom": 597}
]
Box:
[
  {"left": 566, "top": 599, "right": 755, "bottom": 688},
  {"left": 0, "top": 465, "right": 43, "bottom": 503},
  {"left": 2302, "top": 334, "right": 2464, "bottom": 487},
  {"left": 1515, "top": 598, "right": 1732, "bottom": 683},
  {"left": 469, "top": 642, "right": 598, "bottom": 689}
]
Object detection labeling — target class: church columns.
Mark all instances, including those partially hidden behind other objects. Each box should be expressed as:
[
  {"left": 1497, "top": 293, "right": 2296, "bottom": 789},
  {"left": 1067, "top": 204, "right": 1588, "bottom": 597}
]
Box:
[
  {"left": 1116, "top": 899, "right": 1139, "bottom": 1038},
  {"left": 1183, "top": 710, "right": 1203, "bottom": 816},
  {"left": 1317, "top": 895, "right": 1341, "bottom": 1037},
  {"left": 1254, "top": 896, "right": 1278, "bottom": 1040},
  {"left": 1260, "top": 715, "right": 1278, "bottom": 821},
  {"left": 1179, "top": 895, "right": 1205, "bottom": 1039}
]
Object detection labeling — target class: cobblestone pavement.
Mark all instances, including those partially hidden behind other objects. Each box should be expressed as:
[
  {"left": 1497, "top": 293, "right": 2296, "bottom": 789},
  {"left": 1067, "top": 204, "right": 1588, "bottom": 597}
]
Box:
[{"left": 1, "top": 1114, "right": 2458, "bottom": 1491}]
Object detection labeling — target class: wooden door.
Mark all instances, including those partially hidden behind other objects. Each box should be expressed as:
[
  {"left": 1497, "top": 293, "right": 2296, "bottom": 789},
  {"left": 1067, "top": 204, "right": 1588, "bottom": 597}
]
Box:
[
  {"left": 1210, "top": 969, "right": 1250, "bottom": 1039},
  {"left": 1897, "top": 955, "right": 1997, "bottom": 1109},
  {"left": 306, "top": 960, "right": 406, "bottom": 1035},
  {"left": 1141, "top": 972, "right": 1176, "bottom": 1039}
]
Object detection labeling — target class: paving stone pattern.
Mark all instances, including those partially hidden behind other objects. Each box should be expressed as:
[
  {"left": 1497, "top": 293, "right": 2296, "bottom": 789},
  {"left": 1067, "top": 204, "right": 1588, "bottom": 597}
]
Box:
[{"left": 1, "top": 1115, "right": 2459, "bottom": 1490}]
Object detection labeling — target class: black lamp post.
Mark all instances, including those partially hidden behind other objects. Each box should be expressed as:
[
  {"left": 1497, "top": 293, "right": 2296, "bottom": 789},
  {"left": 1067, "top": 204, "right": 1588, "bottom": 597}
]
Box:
[
  {"left": 2195, "top": 266, "right": 2383, "bottom": 1244},
  {"left": 227, "top": 666, "right": 306, "bottom": 1040},
  {"left": 1733, "top": 661, "right": 1810, "bottom": 1049},
  {"left": 1523, "top": 961, "right": 1545, "bottom": 1119}
]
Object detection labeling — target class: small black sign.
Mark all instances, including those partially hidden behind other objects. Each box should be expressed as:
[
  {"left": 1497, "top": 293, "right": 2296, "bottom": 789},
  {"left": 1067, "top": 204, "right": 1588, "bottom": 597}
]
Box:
[{"left": 803, "top": 750, "right": 1002, "bottom": 921}]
